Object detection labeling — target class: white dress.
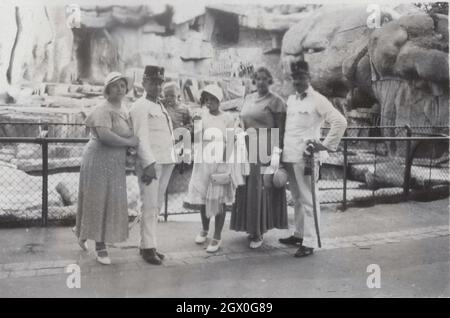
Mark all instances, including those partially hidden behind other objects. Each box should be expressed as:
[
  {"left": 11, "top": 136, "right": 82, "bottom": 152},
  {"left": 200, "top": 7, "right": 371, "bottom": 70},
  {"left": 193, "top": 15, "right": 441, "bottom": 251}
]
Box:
[{"left": 185, "top": 110, "right": 236, "bottom": 213}]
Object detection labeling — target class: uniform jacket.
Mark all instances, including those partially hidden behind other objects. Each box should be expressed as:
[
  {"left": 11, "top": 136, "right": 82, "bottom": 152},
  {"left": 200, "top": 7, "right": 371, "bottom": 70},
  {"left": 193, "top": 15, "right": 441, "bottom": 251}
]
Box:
[
  {"left": 130, "top": 96, "right": 175, "bottom": 167},
  {"left": 282, "top": 86, "right": 347, "bottom": 163}
]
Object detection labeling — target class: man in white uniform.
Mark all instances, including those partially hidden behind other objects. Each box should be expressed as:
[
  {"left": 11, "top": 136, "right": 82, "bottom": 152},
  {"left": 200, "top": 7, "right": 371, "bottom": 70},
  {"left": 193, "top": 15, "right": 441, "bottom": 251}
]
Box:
[
  {"left": 130, "top": 65, "right": 175, "bottom": 265},
  {"left": 279, "top": 60, "right": 347, "bottom": 257}
]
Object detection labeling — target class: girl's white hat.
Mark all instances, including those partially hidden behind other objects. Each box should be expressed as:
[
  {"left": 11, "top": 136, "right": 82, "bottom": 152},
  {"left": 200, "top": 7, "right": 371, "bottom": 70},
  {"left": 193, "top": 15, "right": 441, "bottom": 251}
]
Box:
[{"left": 201, "top": 84, "right": 224, "bottom": 103}]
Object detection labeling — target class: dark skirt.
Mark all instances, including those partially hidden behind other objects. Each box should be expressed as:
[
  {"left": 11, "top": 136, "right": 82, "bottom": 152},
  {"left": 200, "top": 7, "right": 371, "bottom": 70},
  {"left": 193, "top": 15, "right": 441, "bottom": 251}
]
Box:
[{"left": 230, "top": 162, "right": 288, "bottom": 237}]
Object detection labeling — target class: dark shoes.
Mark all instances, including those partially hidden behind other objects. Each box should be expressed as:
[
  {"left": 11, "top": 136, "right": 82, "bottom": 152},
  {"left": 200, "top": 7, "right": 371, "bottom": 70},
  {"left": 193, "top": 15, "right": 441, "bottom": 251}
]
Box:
[
  {"left": 294, "top": 246, "right": 314, "bottom": 258},
  {"left": 156, "top": 251, "right": 165, "bottom": 260},
  {"left": 139, "top": 248, "right": 165, "bottom": 260},
  {"left": 279, "top": 235, "right": 303, "bottom": 246},
  {"left": 141, "top": 248, "right": 163, "bottom": 265}
]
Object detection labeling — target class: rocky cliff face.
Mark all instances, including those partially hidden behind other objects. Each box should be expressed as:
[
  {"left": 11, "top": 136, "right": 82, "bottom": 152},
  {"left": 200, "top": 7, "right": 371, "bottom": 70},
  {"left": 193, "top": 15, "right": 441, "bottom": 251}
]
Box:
[
  {"left": 0, "top": 5, "right": 75, "bottom": 102},
  {"left": 1, "top": 3, "right": 448, "bottom": 132},
  {"left": 280, "top": 4, "right": 449, "bottom": 134}
]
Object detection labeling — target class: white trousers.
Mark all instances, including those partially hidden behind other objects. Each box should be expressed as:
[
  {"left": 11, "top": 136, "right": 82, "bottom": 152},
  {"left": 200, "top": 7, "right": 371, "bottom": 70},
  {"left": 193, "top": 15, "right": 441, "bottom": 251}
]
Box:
[
  {"left": 136, "top": 163, "right": 175, "bottom": 249},
  {"left": 285, "top": 160, "right": 321, "bottom": 249}
]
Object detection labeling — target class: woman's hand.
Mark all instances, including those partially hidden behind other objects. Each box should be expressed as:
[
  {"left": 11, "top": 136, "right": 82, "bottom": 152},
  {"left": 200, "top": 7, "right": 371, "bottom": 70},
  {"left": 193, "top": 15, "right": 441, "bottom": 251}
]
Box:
[
  {"left": 141, "top": 163, "right": 157, "bottom": 185},
  {"left": 191, "top": 108, "right": 203, "bottom": 121},
  {"left": 192, "top": 114, "right": 202, "bottom": 121},
  {"left": 128, "top": 136, "right": 139, "bottom": 147}
]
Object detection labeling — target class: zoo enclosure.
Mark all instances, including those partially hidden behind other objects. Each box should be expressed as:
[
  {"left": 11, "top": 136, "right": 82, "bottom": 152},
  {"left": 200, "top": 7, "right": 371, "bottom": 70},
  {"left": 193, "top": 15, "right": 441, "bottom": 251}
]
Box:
[{"left": 0, "top": 123, "right": 448, "bottom": 227}]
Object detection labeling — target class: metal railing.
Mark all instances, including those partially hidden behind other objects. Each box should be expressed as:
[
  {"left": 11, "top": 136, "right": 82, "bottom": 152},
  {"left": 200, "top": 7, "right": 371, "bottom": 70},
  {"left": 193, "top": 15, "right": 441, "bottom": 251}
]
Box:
[
  {"left": 0, "top": 125, "right": 448, "bottom": 227},
  {"left": 0, "top": 137, "right": 88, "bottom": 226},
  {"left": 340, "top": 135, "right": 449, "bottom": 210}
]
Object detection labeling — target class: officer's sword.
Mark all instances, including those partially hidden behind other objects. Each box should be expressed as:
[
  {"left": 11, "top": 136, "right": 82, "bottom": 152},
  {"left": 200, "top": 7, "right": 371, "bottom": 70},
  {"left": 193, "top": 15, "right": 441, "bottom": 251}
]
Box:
[{"left": 306, "top": 144, "right": 322, "bottom": 248}]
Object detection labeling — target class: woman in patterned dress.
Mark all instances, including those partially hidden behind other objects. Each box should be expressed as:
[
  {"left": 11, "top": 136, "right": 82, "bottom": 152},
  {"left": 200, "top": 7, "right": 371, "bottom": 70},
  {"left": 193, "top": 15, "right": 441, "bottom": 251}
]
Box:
[{"left": 75, "top": 72, "right": 139, "bottom": 265}]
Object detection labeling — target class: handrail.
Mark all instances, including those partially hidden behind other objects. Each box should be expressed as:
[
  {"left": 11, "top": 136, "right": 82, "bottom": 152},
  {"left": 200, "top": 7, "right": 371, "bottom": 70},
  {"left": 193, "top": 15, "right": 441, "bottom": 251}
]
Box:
[
  {"left": 0, "top": 122, "right": 85, "bottom": 126},
  {"left": 0, "top": 135, "right": 448, "bottom": 225},
  {"left": 2, "top": 122, "right": 448, "bottom": 129},
  {"left": 0, "top": 137, "right": 89, "bottom": 143},
  {"left": 340, "top": 136, "right": 449, "bottom": 141},
  {"left": 0, "top": 136, "right": 448, "bottom": 143}
]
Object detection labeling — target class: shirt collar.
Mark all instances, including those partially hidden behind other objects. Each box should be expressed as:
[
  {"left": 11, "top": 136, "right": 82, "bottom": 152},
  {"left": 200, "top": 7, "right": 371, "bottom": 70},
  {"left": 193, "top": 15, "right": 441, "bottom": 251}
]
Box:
[
  {"left": 145, "top": 94, "right": 163, "bottom": 104},
  {"left": 295, "top": 86, "right": 312, "bottom": 100},
  {"left": 295, "top": 91, "right": 307, "bottom": 100}
]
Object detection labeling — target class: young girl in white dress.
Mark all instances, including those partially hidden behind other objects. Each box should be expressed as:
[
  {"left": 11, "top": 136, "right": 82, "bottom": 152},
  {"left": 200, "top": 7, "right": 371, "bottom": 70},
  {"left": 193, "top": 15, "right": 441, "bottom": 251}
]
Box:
[{"left": 186, "top": 84, "right": 237, "bottom": 253}]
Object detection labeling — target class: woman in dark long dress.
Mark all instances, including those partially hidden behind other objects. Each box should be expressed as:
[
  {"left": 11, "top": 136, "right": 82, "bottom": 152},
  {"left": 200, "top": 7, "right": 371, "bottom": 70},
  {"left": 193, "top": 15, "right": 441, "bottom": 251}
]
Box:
[{"left": 230, "top": 67, "right": 288, "bottom": 248}]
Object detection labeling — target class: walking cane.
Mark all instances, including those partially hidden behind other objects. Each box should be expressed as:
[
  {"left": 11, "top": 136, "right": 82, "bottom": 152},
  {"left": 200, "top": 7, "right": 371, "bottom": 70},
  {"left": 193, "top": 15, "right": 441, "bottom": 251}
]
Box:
[
  {"left": 306, "top": 144, "right": 322, "bottom": 248},
  {"left": 129, "top": 212, "right": 141, "bottom": 230}
]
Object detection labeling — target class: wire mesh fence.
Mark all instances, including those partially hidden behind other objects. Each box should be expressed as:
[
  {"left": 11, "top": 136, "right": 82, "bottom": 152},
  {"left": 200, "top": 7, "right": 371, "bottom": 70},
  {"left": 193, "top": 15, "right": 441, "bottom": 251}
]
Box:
[
  {"left": 0, "top": 122, "right": 88, "bottom": 138},
  {"left": 0, "top": 138, "right": 88, "bottom": 227},
  {"left": 0, "top": 125, "right": 448, "bottom": 227},
  {"left": 341, "top": 135, "right": 449, "bottom": 208},
  {"left": 0, "top": 140, "right": 43, "bottom": 225}
]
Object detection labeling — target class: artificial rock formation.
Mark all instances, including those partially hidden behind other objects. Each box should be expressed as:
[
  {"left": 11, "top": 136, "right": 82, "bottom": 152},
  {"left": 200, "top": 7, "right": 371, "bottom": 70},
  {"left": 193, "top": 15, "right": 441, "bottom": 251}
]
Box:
[
  {"left": 0, "top": 6, "right": 75, "bottom": 101},
  {"left": 281, "top": 4, "right": 449, "bottom": 132}
]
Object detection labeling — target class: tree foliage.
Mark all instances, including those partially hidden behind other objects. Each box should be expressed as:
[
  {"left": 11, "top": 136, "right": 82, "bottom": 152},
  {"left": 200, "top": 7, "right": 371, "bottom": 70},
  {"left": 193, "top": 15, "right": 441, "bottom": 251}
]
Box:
[{"left": 415, "top": 2, "right": 449, "bottom": 15}]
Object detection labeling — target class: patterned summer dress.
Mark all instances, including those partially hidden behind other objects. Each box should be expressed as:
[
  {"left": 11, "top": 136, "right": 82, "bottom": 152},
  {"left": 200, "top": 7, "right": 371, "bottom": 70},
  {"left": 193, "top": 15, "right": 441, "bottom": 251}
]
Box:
[{"left": 76, "top": 102, "right": 133, "bottom": 243}]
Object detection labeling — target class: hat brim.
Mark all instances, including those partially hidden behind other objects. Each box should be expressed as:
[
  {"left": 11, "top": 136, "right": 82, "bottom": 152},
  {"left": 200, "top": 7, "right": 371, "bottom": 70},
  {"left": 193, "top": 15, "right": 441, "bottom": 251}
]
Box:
[{"left": 104, "top": 76, "right": 134, "bottom": 95}]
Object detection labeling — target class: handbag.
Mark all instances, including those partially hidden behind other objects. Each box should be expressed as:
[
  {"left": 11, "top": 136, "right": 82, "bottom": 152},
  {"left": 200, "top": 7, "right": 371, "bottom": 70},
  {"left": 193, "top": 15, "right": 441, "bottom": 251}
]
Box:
[{"left": 210, "top": 172, "right": 232, "bottom": 185}]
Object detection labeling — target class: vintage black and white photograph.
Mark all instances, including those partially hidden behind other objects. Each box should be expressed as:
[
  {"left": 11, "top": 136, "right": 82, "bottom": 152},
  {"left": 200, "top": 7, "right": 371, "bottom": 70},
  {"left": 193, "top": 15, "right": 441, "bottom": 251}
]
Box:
[{"left": 0, "top": 0, "right": 448, "bottom": 299}]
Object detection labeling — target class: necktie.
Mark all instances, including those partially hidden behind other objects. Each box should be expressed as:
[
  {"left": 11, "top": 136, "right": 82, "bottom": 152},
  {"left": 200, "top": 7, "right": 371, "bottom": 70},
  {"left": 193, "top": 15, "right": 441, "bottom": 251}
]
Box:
[{"left": 296, "top": 92, "right": 307, "bottom": 100}]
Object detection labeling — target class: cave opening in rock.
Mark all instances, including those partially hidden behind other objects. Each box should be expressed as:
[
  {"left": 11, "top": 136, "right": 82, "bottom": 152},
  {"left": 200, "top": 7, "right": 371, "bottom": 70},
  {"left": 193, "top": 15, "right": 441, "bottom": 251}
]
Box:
[{"left": 73, "top": 28, "right": 92, "bottom": 82}]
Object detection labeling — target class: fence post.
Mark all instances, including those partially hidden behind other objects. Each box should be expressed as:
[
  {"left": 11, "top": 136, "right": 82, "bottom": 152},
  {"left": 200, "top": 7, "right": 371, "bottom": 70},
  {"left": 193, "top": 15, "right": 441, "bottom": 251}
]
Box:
[
  {"left": 373, "top": 141, "right": 377, "bottom": 202},
  {"left": 403, "top": 125, "right": 412, "bottom": 201},
  {"left": 164, "top": 189, "right": 169, "bottom": 222},
  {"left": 342, "top": 132, "right": 348, "bottom": 211},
  {"left": 41, "top": 139, "right": 49, "bottom": 227}
]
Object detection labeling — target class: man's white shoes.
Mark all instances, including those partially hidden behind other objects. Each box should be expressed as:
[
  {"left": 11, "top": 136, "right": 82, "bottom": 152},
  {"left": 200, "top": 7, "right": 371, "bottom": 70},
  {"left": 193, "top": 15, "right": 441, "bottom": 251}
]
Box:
[{"left": 195, "top": 230, "right": 208, "bottom": 244}]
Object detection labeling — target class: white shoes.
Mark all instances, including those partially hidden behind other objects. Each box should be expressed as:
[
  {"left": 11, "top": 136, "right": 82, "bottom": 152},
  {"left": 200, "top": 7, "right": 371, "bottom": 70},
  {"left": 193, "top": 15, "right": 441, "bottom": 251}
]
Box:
[
  {"left": 206, "top": 239, "right": 221, "bottom": 253},
  {"left": 249, "top": 238, "right": 264, "bottom": 249},
  {"left": 96, "top": 251, "right": 112, "bottom": 265},
  {"left": 196, "top": 230, "right": 221, "bottom": 253},
  {"left": 195, "top": 230, "right": 208, "bottom": 244}
]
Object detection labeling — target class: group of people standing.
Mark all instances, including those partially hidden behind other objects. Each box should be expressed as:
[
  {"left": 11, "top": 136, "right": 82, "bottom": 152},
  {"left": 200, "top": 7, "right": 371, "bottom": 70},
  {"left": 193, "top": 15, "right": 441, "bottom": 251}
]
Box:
[{"left": 74, "top": 60, "right": 347, "bottom": 265}]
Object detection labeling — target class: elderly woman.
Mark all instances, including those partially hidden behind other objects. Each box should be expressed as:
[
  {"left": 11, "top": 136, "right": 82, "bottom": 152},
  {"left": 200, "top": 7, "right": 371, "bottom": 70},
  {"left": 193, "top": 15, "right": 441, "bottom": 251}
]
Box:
[
  {"left": 75, "top": 72, "right": 139, "bottom": 265},
  {"left": 230, "top": 66, "right": 288, "bottom": 248}
]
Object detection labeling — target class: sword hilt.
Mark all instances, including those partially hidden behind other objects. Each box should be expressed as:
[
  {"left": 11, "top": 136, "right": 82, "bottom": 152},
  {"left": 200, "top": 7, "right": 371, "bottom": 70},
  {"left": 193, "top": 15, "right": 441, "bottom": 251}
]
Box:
[{"left": 304, "top": 143, "right": 315, "bottom": 175}]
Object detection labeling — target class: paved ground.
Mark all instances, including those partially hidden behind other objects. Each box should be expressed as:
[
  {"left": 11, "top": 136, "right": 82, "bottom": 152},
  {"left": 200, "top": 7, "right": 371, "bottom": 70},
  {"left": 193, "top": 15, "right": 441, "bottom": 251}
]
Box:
[{"left": 0, "top": 198, "right": 448, "bottom": 297}]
